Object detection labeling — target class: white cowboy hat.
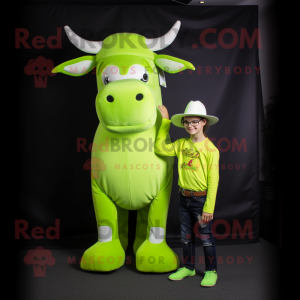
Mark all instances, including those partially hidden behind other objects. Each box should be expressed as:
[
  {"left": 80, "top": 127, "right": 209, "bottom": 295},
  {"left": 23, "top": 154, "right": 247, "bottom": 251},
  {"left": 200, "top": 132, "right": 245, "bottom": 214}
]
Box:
[{"left": 171, "top": 100, "right": 219, "bottom": 128}]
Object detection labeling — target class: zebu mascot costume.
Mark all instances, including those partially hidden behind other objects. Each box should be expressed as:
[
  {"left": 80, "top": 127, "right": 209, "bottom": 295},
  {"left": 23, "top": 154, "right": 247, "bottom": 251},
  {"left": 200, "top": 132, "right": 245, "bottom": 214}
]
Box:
[{"left": 53, "top": 21, "right": 195, "bottom": 272}]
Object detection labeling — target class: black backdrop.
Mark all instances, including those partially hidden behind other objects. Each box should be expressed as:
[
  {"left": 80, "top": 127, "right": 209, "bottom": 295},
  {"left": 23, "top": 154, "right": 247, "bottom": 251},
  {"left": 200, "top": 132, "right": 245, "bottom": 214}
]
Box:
[{"left": 15, "top": 5, "right": 262, "bottom": 249}]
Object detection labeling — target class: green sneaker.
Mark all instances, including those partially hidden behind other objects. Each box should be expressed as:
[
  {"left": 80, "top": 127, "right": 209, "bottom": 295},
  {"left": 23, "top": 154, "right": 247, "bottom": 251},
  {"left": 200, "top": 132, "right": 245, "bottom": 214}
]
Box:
[
  {"left": 200, "top": 270, "right": 218, "bottom": 287},
  {"left": 168, "top": 267, "right": 195, "bottom": 281}
]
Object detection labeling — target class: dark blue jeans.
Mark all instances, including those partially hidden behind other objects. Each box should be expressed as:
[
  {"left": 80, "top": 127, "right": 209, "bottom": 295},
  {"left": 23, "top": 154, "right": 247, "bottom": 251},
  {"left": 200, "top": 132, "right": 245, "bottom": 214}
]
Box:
[{"left": 178, "top": 192, "right": 217, "bottom": 272}]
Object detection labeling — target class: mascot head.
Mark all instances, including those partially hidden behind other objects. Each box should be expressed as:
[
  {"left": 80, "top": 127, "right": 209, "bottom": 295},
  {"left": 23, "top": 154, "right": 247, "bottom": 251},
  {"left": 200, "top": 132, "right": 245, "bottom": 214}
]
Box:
[{"left": 52, "top": 21, "right": 195, "bottom": 134}]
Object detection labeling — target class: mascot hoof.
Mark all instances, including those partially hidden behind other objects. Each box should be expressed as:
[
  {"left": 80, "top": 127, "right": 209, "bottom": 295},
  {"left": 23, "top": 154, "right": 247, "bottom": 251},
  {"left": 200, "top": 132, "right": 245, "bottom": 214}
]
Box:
[
  {"left": 136, "top": 239, "right": 179, "bottom": 273},
  {"left": 80, "top": 239, "right": 125, "bottom": 272}
]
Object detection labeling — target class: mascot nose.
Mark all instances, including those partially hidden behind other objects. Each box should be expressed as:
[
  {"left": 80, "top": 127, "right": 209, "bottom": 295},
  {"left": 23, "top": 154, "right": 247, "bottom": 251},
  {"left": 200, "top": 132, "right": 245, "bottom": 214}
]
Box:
[
  {"left": 106, "top": 95, "right": 114, "bottom": 102},
  {"left": 106, "top": 94, "right": 144, "bottom": 102},
  {"left": 136, "top": 93, "right": 143, "bottom": 101}
]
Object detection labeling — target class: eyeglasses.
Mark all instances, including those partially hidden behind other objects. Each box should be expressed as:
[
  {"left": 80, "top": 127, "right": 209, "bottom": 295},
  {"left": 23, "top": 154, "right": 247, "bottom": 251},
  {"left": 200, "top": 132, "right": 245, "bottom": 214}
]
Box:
[{"left": 182, "top": 119, "right": 203, "bottom": 127}]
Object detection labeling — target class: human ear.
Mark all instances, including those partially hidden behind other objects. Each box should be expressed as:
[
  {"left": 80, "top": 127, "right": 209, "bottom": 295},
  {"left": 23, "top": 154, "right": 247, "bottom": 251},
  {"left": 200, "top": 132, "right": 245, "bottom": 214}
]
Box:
[{"left": 201, "top": 118, "right": 207, "bottom": 126}]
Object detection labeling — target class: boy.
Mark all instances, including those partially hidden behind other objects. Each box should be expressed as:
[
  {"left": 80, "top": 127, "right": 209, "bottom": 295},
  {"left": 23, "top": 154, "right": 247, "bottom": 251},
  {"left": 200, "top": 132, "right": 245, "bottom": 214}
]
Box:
[{"left": 155, "top": 100, "right": 219, "bottom": 287}]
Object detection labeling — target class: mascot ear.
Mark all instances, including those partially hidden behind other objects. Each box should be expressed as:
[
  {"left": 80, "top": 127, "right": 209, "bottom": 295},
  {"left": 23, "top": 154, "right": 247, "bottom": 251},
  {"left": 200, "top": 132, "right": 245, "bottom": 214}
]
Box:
[
  {"left": 154, "top": 54, "right": 195, "bottom": 74},
  {"left": 52, "top": 56, "right": 96, "bottom": 76}
]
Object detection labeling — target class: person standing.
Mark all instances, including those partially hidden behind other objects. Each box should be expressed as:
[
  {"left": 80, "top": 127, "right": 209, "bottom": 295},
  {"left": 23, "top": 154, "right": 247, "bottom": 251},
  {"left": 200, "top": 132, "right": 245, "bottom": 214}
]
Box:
[{"left": 155, "top": 100, "right": 219, "bottom": 287}]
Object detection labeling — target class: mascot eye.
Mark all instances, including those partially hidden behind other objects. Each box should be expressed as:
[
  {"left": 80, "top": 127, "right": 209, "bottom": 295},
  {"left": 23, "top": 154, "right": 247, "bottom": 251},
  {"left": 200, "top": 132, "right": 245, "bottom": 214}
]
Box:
[
  {"left": 104, "top": 76, "right": 110, "bottom": 85},
  {"left": 140, "top": 73, "right": 148, "bottom": 82}
]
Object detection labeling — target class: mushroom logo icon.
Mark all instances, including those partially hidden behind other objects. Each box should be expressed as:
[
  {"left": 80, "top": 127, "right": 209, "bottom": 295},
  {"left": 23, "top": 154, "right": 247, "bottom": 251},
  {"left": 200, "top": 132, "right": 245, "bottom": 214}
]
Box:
[
  {"left": 23, "top": 246, "right": 55, "bottom": 277},
  {"left": 24, "top": 56, "right": 56, "bottom": 88},
  {"left": 83, "top": 158, "right": 106, "bottom": 179},
  {"left": 83, "top": 159, "right": 91, "bottom": 171}
]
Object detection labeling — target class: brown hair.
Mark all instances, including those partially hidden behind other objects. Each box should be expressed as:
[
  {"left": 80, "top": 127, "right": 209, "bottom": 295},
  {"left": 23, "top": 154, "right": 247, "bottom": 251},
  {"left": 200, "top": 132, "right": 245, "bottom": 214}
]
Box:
[{"left": 181, "top": 116, "right": 209, "bottom": 137}]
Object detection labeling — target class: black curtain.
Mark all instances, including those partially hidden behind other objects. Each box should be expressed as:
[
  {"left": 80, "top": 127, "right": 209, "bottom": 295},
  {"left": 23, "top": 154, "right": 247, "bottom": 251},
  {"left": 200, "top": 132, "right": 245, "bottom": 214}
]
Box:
[{"left": 15, "top": 5, "right": 261, "bottom": 248}]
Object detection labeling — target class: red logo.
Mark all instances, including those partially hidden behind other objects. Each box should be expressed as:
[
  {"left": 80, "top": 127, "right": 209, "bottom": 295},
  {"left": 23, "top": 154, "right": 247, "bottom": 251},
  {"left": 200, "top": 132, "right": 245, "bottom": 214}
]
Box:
[
  {"left": 192, "top": 28, "right": 261, "bottom": 49},
  {"left": 15, "top": 28, "right": 62, "bottom": 49},
  {"left": 24, "top": 56, "right": 56, "bottom": 88},
  {"left": 23, "top": 246, "right": 55, "bottom": 277},
  {"left": 83, "top": 158, "right": 106, "bottom": 178}
]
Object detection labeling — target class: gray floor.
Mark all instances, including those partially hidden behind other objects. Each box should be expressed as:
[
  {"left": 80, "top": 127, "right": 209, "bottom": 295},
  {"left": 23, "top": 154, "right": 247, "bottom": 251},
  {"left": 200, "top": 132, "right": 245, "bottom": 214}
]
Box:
[{"left": 16, "top": 238, "right": 281, "bottom": 300}]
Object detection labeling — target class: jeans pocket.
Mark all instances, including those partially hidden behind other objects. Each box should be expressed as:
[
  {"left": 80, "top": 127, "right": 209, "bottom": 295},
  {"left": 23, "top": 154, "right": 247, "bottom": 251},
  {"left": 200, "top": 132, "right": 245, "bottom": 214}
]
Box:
[{"left": 192, "top": 196, "right": 206, "bottom": 203}]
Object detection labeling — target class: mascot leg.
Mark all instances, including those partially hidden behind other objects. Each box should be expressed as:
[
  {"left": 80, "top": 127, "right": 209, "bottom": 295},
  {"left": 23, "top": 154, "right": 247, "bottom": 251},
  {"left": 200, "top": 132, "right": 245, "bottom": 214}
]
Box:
[
  {"left": 80, "top": 177, "right": 125, "bottom": 272},
  {"left": 116, "top": 205, "right": 129, "bottom": 252},
  {"left": 133, "top": 204, "right": 150, "bottom": 255},
  {"left": 136, "top": 171, "right": 180, "bottom": 272}
]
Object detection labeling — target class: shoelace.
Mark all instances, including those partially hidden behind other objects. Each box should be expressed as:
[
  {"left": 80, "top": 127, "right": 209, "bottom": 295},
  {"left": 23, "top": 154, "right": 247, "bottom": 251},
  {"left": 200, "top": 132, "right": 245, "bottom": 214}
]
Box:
[
  {"left": 177, "top": 267, "right": 191, "bottom": 273},
  {"left": 204, "top": 271, "right": 215, "bottom": 278},
  {"left": 177, "top": 268, "right": 186, "bottom": 272}
]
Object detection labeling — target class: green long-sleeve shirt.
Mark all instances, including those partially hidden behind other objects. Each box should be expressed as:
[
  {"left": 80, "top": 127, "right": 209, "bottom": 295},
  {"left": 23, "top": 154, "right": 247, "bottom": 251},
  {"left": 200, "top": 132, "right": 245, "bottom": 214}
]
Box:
[{"left": 155, "top": 118, "right": 219, "bottom": 214}]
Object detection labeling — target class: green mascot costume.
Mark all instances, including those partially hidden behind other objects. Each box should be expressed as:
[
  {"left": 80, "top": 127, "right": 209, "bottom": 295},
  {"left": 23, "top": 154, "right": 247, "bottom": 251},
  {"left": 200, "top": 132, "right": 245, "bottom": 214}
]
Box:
[{"left": 52, "top": 20, "right": 195, "bottom": 272}]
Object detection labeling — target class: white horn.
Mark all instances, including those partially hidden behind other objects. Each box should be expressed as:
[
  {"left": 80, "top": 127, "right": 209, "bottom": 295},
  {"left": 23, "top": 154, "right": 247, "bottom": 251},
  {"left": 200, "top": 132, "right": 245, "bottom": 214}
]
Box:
[
  {"left": 145, "top": 20, "right": 181, "bottom": 51},
  {"left": 64, "top": 26, "right": 103, "bottom": 54}
]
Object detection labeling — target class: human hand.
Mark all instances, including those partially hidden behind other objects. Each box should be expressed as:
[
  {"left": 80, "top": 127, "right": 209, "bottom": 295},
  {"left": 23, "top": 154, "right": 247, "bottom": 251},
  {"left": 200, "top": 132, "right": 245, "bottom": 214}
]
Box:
[
  {"left": 202, "top": 212, "right": 213, "bottom": 224},
  {"left": 158, "top": 105, "right": 169, "bottom": 119}
]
